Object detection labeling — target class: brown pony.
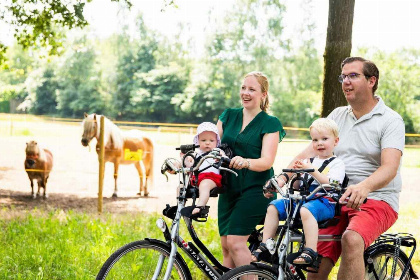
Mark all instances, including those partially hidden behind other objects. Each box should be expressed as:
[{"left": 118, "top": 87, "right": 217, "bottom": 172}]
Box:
[
  {"left": 81, "top": 113, "right": 154, "bottom": 197},
  {"left": 25, "top": 141, "right": 53, "bottom": 199}
]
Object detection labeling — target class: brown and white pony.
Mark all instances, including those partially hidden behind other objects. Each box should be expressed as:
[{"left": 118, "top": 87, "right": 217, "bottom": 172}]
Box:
[
  {"left": 25, "top": 141, "right": 53, "bottom": 199},
  {"left": 81, "top": 113, "right": 154, "bottom": 197}
]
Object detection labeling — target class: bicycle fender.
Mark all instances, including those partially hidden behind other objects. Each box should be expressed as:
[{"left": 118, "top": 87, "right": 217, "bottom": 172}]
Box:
[{"left": 364, "top": 244, "right": 418, "bottom": 279}]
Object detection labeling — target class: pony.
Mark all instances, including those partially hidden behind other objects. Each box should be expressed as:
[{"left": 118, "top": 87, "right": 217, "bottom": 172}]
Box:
[
  {"left": 25, "top": 141, "right": 54, "bottom": 199},
  {"left": 81, "top": 113, "right": 154, "bottom": 197}
]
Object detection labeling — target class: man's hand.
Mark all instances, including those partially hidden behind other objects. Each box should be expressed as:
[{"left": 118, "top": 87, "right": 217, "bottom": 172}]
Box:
[{"left": 339, "top": 183, "right": 369, "bottom": 209}]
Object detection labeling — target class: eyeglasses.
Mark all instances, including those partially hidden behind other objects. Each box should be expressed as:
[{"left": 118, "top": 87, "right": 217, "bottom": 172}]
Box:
[{"left": 338, "top": 73, "right": 369, "bottom": 83}]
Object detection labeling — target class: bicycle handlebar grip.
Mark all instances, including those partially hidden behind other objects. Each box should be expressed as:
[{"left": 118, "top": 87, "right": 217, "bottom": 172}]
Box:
[
  {"left": 221, "top": 157, "right": 231, "bottom": 165},
  {"left": 176, "top": 144, "right": 200, "bottom": 154},
  {"left": 282, "top": 168, "right": 315, "bottom": 173}
]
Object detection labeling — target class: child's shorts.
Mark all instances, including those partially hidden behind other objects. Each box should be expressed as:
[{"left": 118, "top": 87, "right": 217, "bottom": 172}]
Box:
[
  {"left": 197, "top": 172, "right": 222, "bottom": 187},
  {"left": 270, "top": 197, "right": 335, "bottom": 222}
]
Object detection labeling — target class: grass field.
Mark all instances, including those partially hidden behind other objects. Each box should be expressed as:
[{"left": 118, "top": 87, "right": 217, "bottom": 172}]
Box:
[
  {"left": 0, "top": 207, "right": 418, "bottom": 280},
  {"left": 0, "top": 113, "right": 419, "bottom": 279}
]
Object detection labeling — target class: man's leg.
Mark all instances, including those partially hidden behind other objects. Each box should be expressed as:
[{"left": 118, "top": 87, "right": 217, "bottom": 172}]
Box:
[{"left": 337, "top": 230, "right": 365, "bottom": 280}]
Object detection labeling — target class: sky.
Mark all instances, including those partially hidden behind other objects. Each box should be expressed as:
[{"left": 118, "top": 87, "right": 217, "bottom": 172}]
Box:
[
  {"left": 1, "top": 0, "right": 420, "bottom": 54},
  {"left": 81, "top": 0, "right": 420, "bottom": 53}
]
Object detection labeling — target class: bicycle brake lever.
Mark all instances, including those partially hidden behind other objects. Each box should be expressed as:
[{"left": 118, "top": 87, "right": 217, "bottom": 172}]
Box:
[
  {"left": 162, "top": 172, "right": 169, "bottom": 182},
  {"left": 220, "top": 167, "right": 238, "bottom": 177}
]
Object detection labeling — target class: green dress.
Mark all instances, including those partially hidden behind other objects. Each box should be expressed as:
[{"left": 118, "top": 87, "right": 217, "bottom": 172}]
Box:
[{"left": 218, "top": 108, "right": 286, "bottom": 236}]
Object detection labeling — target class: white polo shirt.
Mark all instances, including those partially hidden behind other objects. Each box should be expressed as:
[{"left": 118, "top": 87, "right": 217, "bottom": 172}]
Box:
[{"left": 328, "top": 96, "right": 405, "bottom": 212}]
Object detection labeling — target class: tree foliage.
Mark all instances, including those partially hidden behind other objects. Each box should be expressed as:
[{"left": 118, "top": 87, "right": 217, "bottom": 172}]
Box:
[{"left": 0, "top": 0, "right": 132, "bottom": 66}]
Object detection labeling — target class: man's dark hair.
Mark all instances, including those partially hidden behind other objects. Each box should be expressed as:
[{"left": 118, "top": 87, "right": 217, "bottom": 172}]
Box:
[{"left": 341, "top": 57, "right": 380, "bottom": 94}]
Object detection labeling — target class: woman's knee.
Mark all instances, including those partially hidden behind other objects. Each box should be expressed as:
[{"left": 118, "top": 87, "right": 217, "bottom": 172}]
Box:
[{"left": 226, "top": 236, "right": 248, "bottom": 253}]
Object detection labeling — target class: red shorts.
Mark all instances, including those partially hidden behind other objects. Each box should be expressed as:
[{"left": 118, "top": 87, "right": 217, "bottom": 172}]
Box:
[
  {"left": 197, "top": 172, "right": 222, "bottom": 187},
  {"left": 317, "top": 199, "right": 398, "bottom": 264}
]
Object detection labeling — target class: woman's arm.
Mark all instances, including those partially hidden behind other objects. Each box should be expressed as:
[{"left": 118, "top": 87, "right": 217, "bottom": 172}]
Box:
[
  {"left": 230, "top": 131, "right": 280, "bottom": 172},
  {"left": 217, "top": 120, "right": 224, "bottom": 139}
]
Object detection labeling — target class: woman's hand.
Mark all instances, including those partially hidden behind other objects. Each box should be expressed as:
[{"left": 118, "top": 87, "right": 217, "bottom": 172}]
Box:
[{"left": 230, "top": 156, "right": 248, "bottom": 170}]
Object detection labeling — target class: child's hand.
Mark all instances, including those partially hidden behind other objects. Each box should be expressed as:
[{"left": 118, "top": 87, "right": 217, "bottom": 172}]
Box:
[
  {"left": 264, "top": 192, "right": 275, "bottom": 198},
  {"left": 294, "top": 159, "right": 313, "bottom": 169}
]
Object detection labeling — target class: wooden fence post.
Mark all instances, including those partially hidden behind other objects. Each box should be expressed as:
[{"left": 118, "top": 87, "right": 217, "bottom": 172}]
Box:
[{"left": 98, "top": 116, "right": 105, "bottom": 213}]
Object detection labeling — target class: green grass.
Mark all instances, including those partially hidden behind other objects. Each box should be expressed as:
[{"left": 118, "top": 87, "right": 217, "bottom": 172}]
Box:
[
  {"left": 0, "top": 209, "right": 220, "bottom": 280},
  {"left": 1, "top": 205, "right": 418, "bottom": 280}
]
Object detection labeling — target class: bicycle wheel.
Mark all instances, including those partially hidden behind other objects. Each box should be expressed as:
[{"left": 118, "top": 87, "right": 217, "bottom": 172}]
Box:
[
  {"left": 96, "top": 239, "right": 192, "bottom": 280},
  {"left": 365, "top": 245, "right": 411, "bottom": 280},
  {"left": 220, "top": 263, "right": 306, "bottom": 280}
]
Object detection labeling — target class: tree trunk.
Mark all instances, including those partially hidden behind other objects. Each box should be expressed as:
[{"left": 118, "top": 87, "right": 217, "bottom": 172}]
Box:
[{"left": 321, "top": 0, "right": 355, "bottom": 117}]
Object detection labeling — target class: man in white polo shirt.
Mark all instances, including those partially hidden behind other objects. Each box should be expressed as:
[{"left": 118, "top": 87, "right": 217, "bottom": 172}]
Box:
[{"left": 287, "top": 57, "right": 405, "bottom": 280}]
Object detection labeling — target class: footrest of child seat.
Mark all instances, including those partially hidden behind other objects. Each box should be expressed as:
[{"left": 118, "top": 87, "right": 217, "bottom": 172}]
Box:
[
  {"left": 180, "top": 205, "right": 210, "bottom": 222},
  {"left": 286, "top": 251, "right": 322, "bottom": 273}
]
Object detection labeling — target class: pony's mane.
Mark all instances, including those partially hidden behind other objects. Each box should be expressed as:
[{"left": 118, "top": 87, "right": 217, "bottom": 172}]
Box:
[
  {"left": 85, "top": 114, "right": 124, "bottom": 149},
  {"left": 26, "top": 141, "right": 47, "bottom": 161}
]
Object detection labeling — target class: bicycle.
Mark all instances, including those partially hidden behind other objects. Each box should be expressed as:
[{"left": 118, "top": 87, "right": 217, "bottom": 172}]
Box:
[
  {"left": 96, "top": 144, "right": 263, "bottom": 280},
  {"left": 220, "top": 169, "right": 418, "bottom": 280}
]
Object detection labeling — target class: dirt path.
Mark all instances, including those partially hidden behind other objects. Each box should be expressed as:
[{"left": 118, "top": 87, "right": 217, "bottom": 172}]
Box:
[{"left": 0, "top": 132, "right": 220, "bottom": 217}]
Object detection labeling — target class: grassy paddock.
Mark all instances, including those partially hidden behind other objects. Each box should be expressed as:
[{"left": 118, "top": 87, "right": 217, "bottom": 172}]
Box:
[{"left": 0, "top": 205, "right": 418, "bottom": 280}]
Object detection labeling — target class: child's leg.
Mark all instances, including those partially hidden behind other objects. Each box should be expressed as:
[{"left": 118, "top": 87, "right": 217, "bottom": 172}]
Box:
[
  {"left": 192, "top": 179, "right": 217, "bottom": 214},
  {"left": 262, "top": 205, "right": 280, "bottom": 242},
  {"left": 300, "top": 207, "right": 319, "bottom": 251},
  {"left": 293, "top": 205, "right": 320, "bottom": 265},
  {"left": 251, "top": 203, "right": 284, "bottom": 262}
]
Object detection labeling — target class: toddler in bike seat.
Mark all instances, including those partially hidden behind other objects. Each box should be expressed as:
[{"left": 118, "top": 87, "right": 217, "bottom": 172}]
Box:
[
  {"left": 252, "top": 118, "right": 345, "bottom": 269},
  {"left": 181, "top": 122, "right": 225, "bottom": 218}
]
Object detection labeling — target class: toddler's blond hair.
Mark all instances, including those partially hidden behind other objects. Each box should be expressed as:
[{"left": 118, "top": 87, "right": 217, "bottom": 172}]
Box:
[{"left": 309, "top": 118, "right": 339, "bottom": 138}]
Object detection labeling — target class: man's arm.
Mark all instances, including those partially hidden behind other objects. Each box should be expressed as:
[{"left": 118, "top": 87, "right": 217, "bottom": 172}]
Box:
[
  {"left": 288, "top": 142, "right": 318, "bottom": 168},
  {"left": 340, "top": 148, "right": 402, "bottom": 209}
]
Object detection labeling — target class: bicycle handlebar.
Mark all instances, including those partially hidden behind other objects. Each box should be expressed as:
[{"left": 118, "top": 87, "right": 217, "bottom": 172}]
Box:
[
  {"left": 176, "top": 144, "right": 200, "bottom": 154},
  {"left": 282, "top": 168, "right": 315, "bottom": 173},
  {"left": 161, "top": 147, "right": 237, "bottom": 177}
]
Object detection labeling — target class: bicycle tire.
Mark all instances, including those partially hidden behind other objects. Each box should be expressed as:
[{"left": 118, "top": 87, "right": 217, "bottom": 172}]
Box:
[
  {"left": 365, "top": 244, "right": 411, "bottom": 280},
  {"left": 220, "top": 263, "right": 306, "bottom": 280},
  {"left": 96, "top": 239, "right": 192, "bottom": 280}
]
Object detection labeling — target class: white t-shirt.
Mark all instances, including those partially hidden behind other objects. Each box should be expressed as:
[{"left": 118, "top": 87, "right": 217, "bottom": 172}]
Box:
[{"left": 302, "top": 156, "right": 346, "bottom": 190}]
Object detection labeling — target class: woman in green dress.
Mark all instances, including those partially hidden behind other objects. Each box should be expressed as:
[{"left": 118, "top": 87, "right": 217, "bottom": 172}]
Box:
[{"left": 216, "top": 71, "right": 286, "bottom": 268}]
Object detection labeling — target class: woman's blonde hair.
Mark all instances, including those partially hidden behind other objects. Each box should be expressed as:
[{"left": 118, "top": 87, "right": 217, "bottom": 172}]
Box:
[
  {"left": 244, "top": 71, "right": 270, "bottom": 112},
  {"left": 309, "top": 118, "right": 339, "bottom": 138}
]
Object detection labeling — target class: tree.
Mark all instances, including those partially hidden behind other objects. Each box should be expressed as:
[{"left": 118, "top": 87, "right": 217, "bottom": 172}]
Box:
[
  {"left": 56, "top": 36, "right": 105, "bottom": 117},
  {"left": 321, "top": 0, "right": 355, "bottom": 117},
  {"left": 128, "top": 64, "right": 188, "bottom": 122},
  {"left": 113, "top": 16, "right": 159, "bottom": 119},
  {"left": 33, "top": 67, "right": 59, "bottom": 115},
  {"left": 0, "top": 0, "right": 131, "bottom": 66}
]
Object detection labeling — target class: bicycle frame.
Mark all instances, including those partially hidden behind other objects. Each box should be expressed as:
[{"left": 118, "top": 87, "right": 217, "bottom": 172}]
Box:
[
  {"left": 154, "top": 151, "right": 237, "bottom": 280},
  {"left": 265, "top": 172, "right": 418, "bottom": 280}
]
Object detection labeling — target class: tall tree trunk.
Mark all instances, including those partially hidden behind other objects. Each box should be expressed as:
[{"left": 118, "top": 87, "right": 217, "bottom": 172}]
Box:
[{"left": 321, "top": 0, "right": 355, "bottom": 117}]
